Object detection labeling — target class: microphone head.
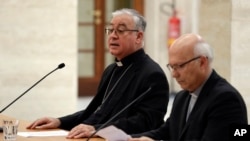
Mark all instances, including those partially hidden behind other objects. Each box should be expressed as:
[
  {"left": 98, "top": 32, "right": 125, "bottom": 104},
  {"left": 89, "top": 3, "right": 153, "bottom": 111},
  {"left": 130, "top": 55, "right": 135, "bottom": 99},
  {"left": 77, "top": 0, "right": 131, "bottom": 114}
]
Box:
[{"left": 58, "top": 63, "right": 65, "bottom": 69}]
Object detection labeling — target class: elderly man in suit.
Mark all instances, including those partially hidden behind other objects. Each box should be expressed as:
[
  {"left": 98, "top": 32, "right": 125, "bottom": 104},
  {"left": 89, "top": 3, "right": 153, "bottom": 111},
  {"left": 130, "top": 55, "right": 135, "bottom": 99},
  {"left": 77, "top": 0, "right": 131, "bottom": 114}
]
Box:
[{"left": 130, "top": 33, "right": 248, "bottom": 141}]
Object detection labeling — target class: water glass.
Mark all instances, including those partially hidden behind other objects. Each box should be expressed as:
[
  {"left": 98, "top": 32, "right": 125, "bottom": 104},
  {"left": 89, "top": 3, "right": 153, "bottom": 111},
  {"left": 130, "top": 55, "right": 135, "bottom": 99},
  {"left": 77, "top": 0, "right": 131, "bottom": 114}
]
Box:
[{"left": 2, "top": 119, "right": 19, "bottom": 141}]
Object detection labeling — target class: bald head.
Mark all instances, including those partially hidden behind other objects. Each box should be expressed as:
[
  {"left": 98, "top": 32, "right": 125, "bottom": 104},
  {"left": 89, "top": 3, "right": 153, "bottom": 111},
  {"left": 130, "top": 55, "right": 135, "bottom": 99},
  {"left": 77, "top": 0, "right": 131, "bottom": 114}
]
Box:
[
  {"left": 167, "top": 33, "right": 213, "bottom": 92},
  {"left": 169, "top": 34, "right": 202, "bottom": 57},
  {"left": 169, "top": 33, "right": 213, "bottom": 64}
]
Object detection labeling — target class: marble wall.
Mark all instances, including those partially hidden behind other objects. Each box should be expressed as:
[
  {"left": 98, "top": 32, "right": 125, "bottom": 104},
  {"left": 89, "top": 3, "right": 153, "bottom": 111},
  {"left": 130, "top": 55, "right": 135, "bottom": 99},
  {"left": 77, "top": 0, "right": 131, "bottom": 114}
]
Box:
[
  {"left": 0, "top": 0, "right": 77, "bottom": 120},
  {"left": 231, "top": 0, "right": 250, "bottom": 120},
  {"left": 199, "top": 0, "right": 231, "bottom": 79}
]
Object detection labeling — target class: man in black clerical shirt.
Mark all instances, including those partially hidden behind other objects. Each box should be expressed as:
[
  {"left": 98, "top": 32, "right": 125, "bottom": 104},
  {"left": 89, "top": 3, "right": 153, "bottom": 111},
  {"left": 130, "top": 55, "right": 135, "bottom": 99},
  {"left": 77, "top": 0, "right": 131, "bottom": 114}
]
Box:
[{"left": 27, "top": 8, "right": 169, "bottom": 139}]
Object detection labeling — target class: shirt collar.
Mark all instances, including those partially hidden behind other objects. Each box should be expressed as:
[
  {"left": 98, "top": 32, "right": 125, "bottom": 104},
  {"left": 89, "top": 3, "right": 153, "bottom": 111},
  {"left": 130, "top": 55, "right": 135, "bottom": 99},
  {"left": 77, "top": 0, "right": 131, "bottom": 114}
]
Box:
[{"left": 115, "top": 49, "right": 145, "bottom": 67}]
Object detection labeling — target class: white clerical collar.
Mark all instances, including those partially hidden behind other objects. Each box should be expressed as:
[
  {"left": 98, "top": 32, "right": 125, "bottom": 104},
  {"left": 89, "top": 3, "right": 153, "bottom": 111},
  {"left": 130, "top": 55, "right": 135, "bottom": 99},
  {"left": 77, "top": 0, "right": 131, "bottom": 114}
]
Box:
[{"left": 116, "top": 61, "right": 123, "bottom": 67}]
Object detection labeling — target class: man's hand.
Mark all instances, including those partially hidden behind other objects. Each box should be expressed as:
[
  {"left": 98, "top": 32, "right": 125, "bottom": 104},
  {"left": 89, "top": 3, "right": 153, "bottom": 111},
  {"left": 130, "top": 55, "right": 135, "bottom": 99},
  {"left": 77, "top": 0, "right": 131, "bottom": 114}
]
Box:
[
  {"left": 128, "top": 136, "right": 154, "bottom": 141},
  {"left": 66, "top": 124, "right": 95, "bottom": 139},
  {"left": 26, "top": 117, "right": 61, "bottom": 129}
]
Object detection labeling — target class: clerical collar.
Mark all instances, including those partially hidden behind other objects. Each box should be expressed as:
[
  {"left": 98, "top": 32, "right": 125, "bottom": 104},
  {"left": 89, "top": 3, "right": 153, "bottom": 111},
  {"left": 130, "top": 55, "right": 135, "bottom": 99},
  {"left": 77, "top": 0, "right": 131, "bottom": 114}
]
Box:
[
  {"left": 115, "top": 49, "right": 145, "bottom": 67},
  {"left": 116, "top": 61, "right": 123, "bottom": 66}
]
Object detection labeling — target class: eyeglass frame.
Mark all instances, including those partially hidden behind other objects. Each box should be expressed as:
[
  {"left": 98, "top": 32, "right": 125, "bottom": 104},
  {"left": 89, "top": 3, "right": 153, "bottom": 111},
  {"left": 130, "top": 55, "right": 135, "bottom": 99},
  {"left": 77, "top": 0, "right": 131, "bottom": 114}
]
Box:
[
  {"left": 105, "top": 28, "right": 139, "bottom": 36},
  {"left": 166, "top": 56, "right": 201, "bottom": 72}
]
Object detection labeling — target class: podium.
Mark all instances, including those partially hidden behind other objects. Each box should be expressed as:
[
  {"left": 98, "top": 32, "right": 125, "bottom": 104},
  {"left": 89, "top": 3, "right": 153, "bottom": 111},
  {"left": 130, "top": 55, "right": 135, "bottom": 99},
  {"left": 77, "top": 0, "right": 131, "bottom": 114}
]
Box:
[{"left": 0, "top": 114, "right": 104, "bottom": 141}]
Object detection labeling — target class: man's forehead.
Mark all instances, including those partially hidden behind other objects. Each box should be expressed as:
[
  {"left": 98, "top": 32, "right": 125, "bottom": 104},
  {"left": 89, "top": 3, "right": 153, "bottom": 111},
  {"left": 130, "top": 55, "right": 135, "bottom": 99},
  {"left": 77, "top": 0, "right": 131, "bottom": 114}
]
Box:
[
  {"left": 108, "top": 23, "right": 127, "bottom": 27},
  {"left": 110, "top": 14, "right": 134, "bottom": 26}
]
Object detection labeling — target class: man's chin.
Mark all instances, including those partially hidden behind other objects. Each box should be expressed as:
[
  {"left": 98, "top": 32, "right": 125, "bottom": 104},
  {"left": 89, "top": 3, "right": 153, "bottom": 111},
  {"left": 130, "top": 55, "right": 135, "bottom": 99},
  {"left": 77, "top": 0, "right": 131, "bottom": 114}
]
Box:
[{"left": 110, "top": 50, "right": 119, "bottom": 56}]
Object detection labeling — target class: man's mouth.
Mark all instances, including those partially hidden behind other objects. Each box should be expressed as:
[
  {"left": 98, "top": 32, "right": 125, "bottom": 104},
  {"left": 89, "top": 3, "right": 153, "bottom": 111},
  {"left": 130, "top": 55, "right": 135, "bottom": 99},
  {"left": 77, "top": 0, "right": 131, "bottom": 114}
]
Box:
[{"left": 110, "top": 43, "right": 119, "bottom": 47}]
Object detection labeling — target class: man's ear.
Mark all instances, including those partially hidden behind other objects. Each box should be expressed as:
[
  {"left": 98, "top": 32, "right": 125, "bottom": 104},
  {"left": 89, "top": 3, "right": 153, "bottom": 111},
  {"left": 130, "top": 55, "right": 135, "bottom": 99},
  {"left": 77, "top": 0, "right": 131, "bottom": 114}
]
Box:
[
  {"left": 136, "top": 32, "right": 143, "bottom": 43},
  {"left": 200, "top": 56, "right": 209, "bottom": 68}
]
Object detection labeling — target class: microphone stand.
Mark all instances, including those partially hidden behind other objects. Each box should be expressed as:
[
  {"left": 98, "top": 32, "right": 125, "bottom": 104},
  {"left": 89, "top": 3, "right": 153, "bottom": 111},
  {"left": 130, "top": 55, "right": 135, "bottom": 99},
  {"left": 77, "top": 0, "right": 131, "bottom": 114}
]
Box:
[{"left": 0, "top": 63, "right": 65, "bottom": 132}]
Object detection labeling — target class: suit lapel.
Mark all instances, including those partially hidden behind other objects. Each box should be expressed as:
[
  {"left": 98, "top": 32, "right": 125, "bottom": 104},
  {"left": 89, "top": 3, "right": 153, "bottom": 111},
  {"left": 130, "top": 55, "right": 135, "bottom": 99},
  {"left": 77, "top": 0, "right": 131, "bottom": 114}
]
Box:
[
  {"left": 178, "top": 70, "right": 220, "bottom": 140},
  {"left": 177, "top": 93, "right": 191, "bottom": 140},
  {"left": 186, "top": 71, "right": 219, "bottom": 122},
  {"left": 179, "top": 85, "right": 212, "bottom": 140}
]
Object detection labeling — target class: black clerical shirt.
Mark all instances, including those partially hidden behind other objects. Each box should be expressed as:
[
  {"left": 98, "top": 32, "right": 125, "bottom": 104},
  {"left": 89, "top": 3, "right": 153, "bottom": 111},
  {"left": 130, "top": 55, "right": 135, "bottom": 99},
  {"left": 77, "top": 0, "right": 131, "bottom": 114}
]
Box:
[{"left": 83, "top": 49, "right": 141, "bottom": 125}]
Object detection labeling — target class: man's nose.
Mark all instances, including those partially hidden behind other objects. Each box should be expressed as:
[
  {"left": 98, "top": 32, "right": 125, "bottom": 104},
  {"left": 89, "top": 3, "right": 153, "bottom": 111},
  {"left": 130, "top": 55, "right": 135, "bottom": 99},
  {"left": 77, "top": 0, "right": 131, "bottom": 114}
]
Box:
[{"left": 171, "top": 69, "right": 179, "bottom": 78}]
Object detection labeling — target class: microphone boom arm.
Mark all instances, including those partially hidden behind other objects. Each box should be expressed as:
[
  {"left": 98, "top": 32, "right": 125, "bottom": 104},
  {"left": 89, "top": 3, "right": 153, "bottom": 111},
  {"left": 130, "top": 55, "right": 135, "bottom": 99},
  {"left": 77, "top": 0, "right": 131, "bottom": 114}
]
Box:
[
  {"left": 0, "top": 63, "right": 65, "bottom": 113},
  {"left": 87, "top": 87, "right": 152, "bottom": 141}
]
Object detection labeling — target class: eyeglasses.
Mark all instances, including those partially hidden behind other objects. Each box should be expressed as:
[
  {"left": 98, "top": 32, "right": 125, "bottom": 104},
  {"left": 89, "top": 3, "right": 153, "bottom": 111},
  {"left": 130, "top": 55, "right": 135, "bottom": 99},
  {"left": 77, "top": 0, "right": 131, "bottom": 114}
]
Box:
[
  {"left": 105, "top": 28, "right": 138, "bottom": 36},
  {"left": 167, "top": 56, "right": 201, "bottom": 72}
]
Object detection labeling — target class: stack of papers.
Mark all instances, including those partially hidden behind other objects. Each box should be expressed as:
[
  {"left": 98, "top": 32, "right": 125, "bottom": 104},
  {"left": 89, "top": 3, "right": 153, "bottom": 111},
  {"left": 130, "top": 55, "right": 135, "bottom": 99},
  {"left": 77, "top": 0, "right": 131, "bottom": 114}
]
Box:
[{"left": 96, "top": 125, "right": 131, "bottom": 141}]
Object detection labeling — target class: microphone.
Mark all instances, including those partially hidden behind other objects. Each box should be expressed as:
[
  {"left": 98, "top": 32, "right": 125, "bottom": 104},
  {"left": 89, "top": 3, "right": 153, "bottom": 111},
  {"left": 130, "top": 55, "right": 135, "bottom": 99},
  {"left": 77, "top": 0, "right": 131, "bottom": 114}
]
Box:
[
  {"left": 0, "top": 63, "right": 65, "bottom": 132},
  {"left": 86, "top": 87, "right": 152, "bottom": 141}
]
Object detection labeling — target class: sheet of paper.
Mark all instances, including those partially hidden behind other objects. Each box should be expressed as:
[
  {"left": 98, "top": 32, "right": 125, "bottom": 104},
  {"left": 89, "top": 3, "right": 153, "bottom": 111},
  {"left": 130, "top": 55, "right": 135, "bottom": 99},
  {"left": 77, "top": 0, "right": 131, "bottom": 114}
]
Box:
[
  {"left": 17, "top": 130, "right": 69, "bottom": 137},
  {"left": 96, "top": 125, "right": 131, "bottom": 141}
]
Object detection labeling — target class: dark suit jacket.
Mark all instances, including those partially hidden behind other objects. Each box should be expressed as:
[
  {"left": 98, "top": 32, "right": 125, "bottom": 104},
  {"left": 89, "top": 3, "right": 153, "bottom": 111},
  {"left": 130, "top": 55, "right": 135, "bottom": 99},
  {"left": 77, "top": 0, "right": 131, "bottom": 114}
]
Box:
[
  {"left": 59, "top": 49, "right": 169, "bottom": 134},
  {"left": 135, "top": 70, "right": 248, "bottom": 141}
]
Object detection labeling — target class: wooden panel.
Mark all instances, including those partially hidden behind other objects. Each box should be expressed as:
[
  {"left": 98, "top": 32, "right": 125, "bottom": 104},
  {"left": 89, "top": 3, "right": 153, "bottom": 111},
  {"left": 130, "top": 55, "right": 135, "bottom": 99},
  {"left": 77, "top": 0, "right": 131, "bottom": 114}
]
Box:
[{"left": 133, "top": 0, "right": 144, "bottom": 15}]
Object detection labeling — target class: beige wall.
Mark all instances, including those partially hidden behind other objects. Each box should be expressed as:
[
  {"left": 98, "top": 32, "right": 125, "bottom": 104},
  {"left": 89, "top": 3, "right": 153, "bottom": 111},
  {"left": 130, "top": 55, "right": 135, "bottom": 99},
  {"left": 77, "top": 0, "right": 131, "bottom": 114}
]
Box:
[
  {"left": 0, "top": 0, "right": 77, "bottom": 120},
  {"left": 231, "top": 0, "right": 250, "bottom": 121},
  {"left": 199, "top": 0, "right": 231, "bottom": 79}
]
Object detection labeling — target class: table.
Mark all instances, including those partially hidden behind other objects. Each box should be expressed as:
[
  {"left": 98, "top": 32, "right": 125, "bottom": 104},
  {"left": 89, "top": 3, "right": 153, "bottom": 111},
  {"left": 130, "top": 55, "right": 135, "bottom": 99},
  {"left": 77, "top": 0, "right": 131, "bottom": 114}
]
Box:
[{"left": 0, "top": 114, "right": 105, "bottom": 141}]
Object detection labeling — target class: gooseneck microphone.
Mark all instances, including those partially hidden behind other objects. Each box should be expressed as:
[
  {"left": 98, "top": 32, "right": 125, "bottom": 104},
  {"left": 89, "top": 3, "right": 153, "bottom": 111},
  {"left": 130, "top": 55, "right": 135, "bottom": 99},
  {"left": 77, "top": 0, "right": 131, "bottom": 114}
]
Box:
[
  {"left": 86, "top": 87, "right": 152, "bottom": 141},
  {"left": 0, "top": 63, "right": 65, "bottom": 132}
]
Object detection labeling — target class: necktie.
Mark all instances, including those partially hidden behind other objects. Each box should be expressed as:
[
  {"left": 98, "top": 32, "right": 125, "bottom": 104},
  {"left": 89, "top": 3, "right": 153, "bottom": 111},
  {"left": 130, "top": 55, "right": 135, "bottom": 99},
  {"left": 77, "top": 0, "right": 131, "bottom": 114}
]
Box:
[{"left": 186, "top": 94, "right": 197, "bottom": 121}]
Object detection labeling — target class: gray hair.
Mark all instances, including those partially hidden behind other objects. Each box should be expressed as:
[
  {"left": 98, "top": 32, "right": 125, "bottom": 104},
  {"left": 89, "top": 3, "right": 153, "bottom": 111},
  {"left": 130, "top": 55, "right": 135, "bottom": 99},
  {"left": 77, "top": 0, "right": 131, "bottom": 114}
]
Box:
[
  {"left": 194, "top": 41, "right": 214, "bottom": 64},
  {"left": 112, "top": 8, "right": 146, "bottom": 32}
]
